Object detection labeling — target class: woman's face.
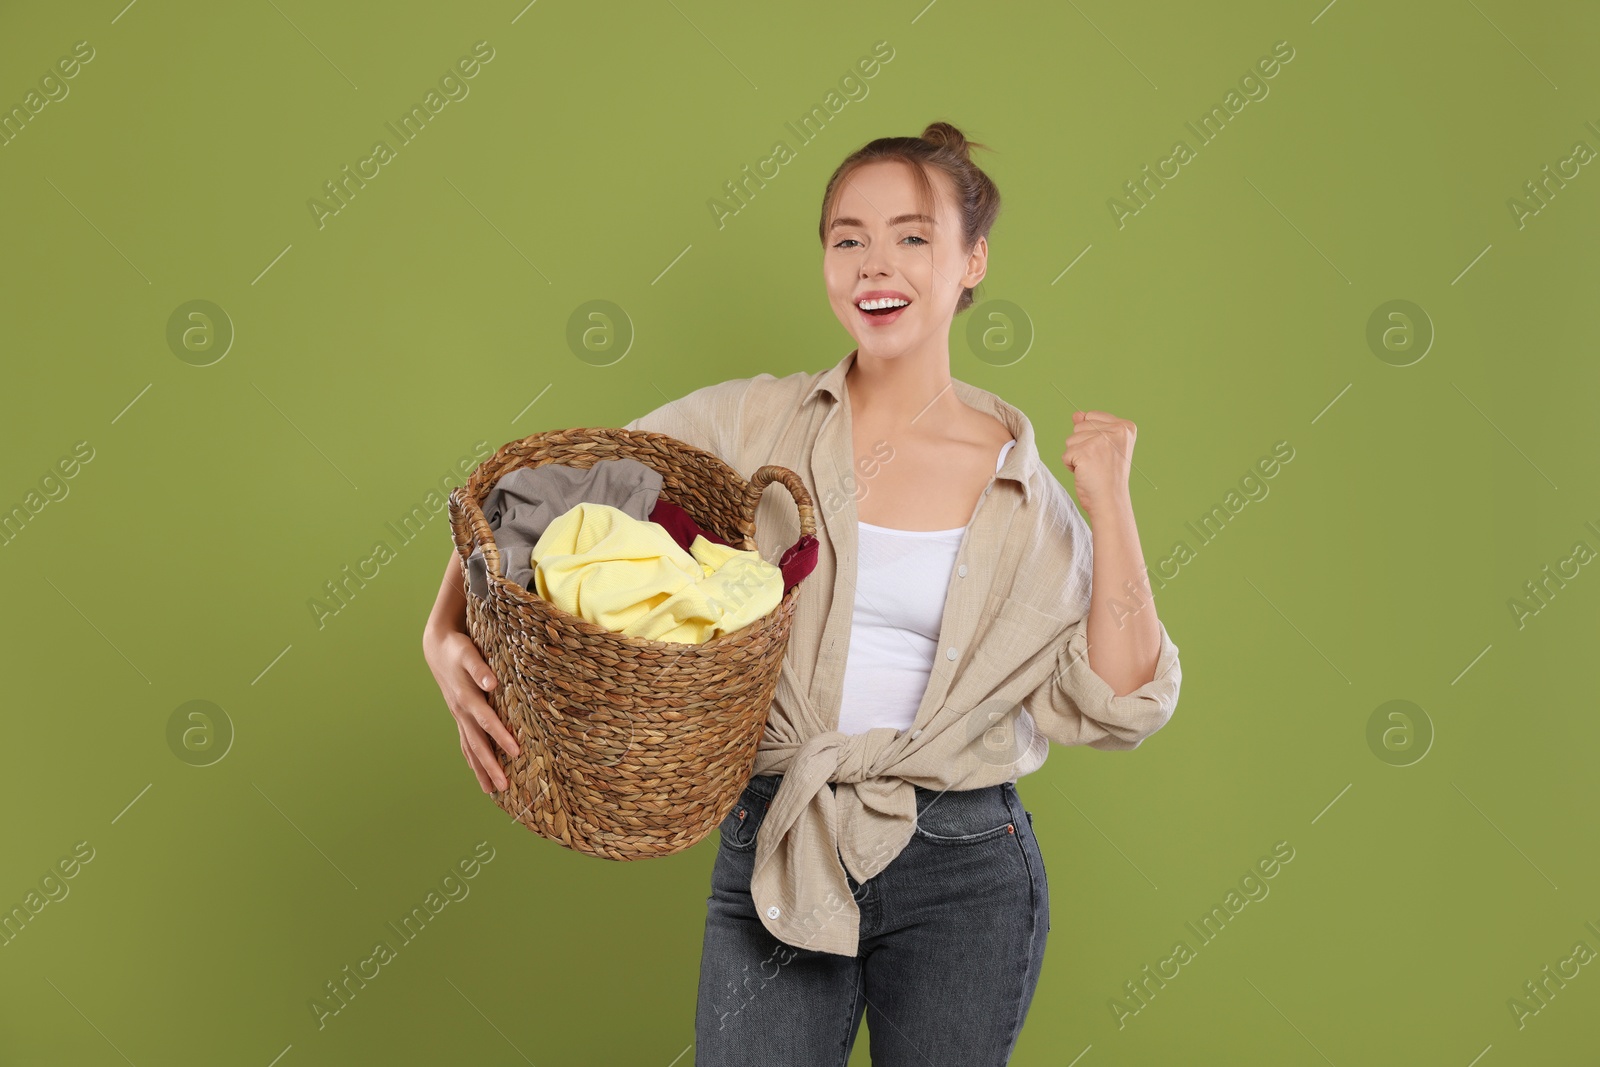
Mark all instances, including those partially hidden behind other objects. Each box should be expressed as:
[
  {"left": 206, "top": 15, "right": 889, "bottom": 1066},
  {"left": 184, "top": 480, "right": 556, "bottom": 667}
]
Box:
[{"left": 822, "top": 159, "right": 986, "bottom": 361}]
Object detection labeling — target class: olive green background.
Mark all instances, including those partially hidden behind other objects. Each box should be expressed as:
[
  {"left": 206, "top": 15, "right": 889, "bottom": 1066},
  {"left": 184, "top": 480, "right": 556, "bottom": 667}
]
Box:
[{"left": 2, "top": 1, "right": 1597, "bottom": 1064}]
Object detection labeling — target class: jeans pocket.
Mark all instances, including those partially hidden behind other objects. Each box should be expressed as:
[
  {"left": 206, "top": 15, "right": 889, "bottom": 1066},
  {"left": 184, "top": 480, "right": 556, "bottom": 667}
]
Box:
[
  {"left": 1019, "top": 809, "right": 1049, "bottom": 932},
  {"left": 912, "top": 784, "right": 1018, "bottom": 845},
  {"left": 911, "top": 820, "right": 1017, "bottom": 845},
  {"left": 717, "top": 792, "right": 767, "bottom": 852},
  {"left": 910, "top": 804, "right": 1017, "bottom": 845}
]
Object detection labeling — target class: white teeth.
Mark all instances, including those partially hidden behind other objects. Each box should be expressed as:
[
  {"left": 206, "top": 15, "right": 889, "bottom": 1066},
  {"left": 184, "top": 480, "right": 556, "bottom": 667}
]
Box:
[{"left": 857, "top": 297, "right": 910, "bottom": 310}]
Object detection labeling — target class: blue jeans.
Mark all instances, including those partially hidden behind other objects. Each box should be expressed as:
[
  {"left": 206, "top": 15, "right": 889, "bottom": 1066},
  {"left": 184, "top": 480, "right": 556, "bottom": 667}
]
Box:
[{"left": 695, "top": 773, "right": 1051, "bottom": 1066}]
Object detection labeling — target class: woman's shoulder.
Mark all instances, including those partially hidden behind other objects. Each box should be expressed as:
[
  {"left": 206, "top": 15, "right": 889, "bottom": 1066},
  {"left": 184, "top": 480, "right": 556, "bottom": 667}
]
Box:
[
  {"left": 695, "top": 363, "right": 842, "bottom": 428},
  {"left": 650, "top": 364, "right": 818, "bottom": 408},
  {"left": 622, "top": 364, "right": 823, "bottom": 465},
  {"left": 962, "top": 404, "right": 1015, "bottom": 450}
]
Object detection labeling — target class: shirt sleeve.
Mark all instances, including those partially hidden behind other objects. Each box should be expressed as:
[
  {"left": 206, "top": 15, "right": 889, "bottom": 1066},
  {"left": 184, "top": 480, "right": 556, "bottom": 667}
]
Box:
[
  {"left": 1030, "top": 617, "right": 1182, "bottom": 750},
  {"left": 622, "top": 376, "right": 752, "bottom": 469},
  {"left": 1019, "top": 480, "right": 1183, "bottom": 751}
]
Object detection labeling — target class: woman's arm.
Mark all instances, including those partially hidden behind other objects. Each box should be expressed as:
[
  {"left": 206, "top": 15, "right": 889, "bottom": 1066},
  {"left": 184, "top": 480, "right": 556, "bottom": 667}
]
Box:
[
  {"left": 424, "top": 547, "right": 469, "bottom": 644},
  {"left": 1015, "top": 408, "right": 1182, "bottom": 750},
  {"left": 1083, "top": 500, "right": 1164, "bottom": 696},
  {"left": 1061, "top": 408, "right": 1165, "bottom": 696}
]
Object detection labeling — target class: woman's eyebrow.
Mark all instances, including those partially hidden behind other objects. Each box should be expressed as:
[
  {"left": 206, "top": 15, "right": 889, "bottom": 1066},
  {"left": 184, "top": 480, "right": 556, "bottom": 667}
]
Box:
[{"left": 829, "top": 213, "right": 938, "bottom": 231}]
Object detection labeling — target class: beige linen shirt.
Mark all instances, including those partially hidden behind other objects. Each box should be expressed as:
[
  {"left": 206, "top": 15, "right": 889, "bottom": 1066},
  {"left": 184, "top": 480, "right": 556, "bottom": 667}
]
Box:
[{"left": 625, "top": 348, "right": 1182, "bottom": 957}]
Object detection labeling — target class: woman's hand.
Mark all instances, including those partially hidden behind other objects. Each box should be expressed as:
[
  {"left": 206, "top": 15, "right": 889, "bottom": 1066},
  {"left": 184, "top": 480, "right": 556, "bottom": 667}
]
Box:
[
  {"left": 423, "top": 549, "right": 520, "bottom": 793},
  {"left": 424, "top": 625, "right": 519, "bottom": 793},
  {"left": 1062, "top": 409, "right": 1136, "bottom": 522}
]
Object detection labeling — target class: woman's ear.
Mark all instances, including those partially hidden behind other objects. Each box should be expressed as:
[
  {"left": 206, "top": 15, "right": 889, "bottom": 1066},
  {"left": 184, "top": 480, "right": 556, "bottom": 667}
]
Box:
[{"left": 962, "top": 235, "right": 988, "bottom": 289}]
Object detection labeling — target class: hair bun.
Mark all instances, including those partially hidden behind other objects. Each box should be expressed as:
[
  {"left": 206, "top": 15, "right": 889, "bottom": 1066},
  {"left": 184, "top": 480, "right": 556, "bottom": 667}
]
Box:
[{"left": 921, "top": 120, "right": 972, "bottom": 157}]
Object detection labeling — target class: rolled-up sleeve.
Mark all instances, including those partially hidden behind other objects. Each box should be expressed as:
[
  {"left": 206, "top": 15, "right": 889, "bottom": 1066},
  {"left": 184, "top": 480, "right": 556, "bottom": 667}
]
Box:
[
  {"left": 622, "top": 377, "right": 752, "bottom": 467},
  {"left": 1030, "top": 617, "right": 1182, "bottom": 750},
  {"left": 1017, "top": 477, "right": 1183, "bottom": 751}
]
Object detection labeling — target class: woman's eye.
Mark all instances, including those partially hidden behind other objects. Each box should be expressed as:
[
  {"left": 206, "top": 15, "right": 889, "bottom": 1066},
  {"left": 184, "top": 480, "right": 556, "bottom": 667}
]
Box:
[{"left": 832, "top": 235, "right": 926, "bottom": 248}]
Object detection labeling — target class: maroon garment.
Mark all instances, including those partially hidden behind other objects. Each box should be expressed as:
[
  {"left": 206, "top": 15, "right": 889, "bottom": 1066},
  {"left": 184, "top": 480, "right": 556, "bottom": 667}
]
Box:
[
  {"left": 775, "top": 534, "right": 819, "bottom": 593},
  {"left": 648, "top": 497, "right": 732, "bottom": 550},
  {"left": 647, "top": 498, "right": 818, "bottom": 593}
]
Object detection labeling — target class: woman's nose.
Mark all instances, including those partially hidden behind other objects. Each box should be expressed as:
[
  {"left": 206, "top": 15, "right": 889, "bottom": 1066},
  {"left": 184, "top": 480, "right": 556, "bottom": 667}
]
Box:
[{"left": 859, "top": 237, "right": 893, "bottom": 278}]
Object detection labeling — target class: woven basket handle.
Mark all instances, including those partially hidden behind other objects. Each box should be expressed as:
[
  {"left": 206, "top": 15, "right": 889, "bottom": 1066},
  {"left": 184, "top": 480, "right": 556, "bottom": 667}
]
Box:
[
  {"left": 447, "top": 484, "right": 502, "bottom": 580},
  {"left": 742, "top": 464, "right": 816, "bottom": 553}
]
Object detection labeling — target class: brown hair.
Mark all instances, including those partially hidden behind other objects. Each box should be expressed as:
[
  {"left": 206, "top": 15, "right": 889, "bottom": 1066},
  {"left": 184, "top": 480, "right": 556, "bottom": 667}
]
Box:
[{"left": 817, "top": 120, "right": 1001, "bottom": 315}]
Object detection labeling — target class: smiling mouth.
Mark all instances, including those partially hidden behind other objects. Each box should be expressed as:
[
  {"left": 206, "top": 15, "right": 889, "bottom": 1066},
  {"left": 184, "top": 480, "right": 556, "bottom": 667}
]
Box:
[{"left": 857, "top": 299, "right": 911, "bottom": 319}]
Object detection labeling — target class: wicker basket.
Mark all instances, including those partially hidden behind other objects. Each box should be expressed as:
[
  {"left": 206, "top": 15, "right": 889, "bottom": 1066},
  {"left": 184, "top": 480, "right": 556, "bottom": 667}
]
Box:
[{"left": 445, "top": 427, "right": 816, "bottom": 861}]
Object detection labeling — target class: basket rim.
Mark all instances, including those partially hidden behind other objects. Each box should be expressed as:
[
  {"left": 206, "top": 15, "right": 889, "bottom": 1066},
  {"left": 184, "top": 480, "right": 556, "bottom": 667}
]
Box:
[
  {"left": 468, "top": 427, "right": 746, "bottom": 502},
  {"left": 452, "top": 426, "right": 809, "bottom": 653}
]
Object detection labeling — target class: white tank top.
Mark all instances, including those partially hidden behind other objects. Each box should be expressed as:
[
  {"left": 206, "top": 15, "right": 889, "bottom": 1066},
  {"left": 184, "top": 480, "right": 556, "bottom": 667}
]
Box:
[{"left": 837, "top": 438, "right": 1046, "bottom": 776}]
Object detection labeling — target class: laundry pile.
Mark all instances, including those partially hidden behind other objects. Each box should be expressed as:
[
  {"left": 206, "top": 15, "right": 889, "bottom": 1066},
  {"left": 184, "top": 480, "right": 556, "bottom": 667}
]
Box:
[{"left": 465, "top": 458, "right": 817, "bottom": 644}]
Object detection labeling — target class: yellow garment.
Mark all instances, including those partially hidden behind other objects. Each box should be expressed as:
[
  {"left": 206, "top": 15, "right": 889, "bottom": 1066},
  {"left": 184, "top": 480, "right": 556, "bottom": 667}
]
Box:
[{"left": 529, "top": 501, "right": 782, "bottom": 644}]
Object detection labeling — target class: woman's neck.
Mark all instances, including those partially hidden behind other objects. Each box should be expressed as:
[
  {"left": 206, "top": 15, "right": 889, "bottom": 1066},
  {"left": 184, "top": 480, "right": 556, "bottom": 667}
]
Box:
[{"left": 845, "top": 346, "right": 961, "bottom": 428}]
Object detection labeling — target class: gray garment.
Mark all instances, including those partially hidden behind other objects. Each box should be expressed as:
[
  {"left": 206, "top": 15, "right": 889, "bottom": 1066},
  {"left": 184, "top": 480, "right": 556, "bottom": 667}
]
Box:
[{"left": 465, "top": 457, "right": 664, "bottom": 598}]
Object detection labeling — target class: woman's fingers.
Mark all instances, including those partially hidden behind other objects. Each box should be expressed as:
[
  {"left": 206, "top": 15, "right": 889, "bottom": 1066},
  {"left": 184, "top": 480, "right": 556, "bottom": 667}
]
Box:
[
  {"left": 460, "top": 713, "right": 509, "bottom": 792},
  {"left": 427, "top": 626, "right": 514, "bottom": 794},
  {"left": 458, "top": 633, "right": 500, "bottom": 693},
  {"left": 458, "top": 721, "right": 494, "bottom": 793},
  {"left": 448, "top": 635, "right": 519, "bottom": 759},
  {"left": 459, "top": 679, "right": 521, "bottom": 761}
]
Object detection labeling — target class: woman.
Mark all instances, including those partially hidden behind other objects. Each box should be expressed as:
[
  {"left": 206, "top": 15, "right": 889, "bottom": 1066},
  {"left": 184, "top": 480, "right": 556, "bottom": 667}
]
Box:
[{"left": 422, "top": 121, "right": 1182, "bottom": 1065}]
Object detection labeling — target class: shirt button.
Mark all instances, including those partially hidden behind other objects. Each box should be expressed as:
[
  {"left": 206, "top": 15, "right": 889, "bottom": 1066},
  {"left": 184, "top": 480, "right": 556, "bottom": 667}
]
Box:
[
  {"left": 766, "top": 905, "right": 781, "bottom": 919},
  {"left": 983, "top": 486, "right": 991, "bottom": 495},
  {"left": 957, "top": 564, "right": 968, "bottom": 578},
  {"left": 946, "top": 647, "right": 958, "bottom": 660},
  {"left": 910, "top": 728, "right": 923, "bottom": 739}
]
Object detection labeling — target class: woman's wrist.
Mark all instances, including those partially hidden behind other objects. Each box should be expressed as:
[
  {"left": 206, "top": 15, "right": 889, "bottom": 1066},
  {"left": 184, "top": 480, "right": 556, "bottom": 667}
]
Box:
[
  {"left": 423, "top": 618, "right": 448, "bottom": 650},
  {"left": 1083, "top": 491, "right": 1137, "bottom": 536},
  {"left": 424, "top": 611, "right": 468, "bottom": 648}
]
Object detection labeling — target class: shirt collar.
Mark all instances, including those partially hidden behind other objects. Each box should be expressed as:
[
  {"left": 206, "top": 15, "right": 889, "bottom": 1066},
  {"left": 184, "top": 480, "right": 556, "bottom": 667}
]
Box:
[{"left": 805, "top": 349, "right": 1040, "bottom": 507}]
